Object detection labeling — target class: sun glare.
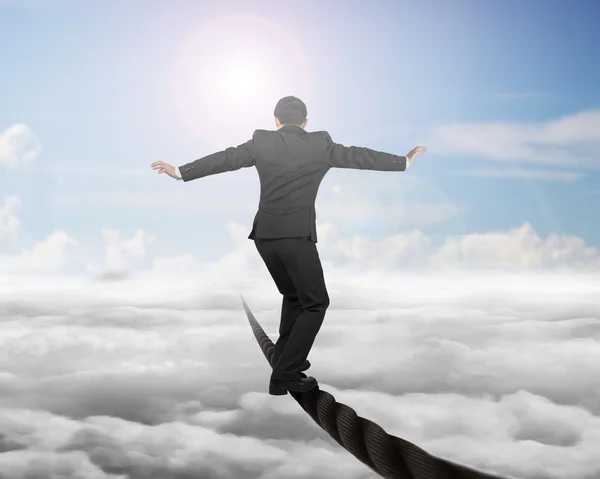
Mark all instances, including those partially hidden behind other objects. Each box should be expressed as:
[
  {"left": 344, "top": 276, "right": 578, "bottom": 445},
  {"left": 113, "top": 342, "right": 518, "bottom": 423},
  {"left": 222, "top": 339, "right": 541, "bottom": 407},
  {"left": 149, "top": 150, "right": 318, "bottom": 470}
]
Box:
[
  {"left": 222, "top": 60, "right": 263, "bottom": 99},
  {"left": 175, "top": 14, "right": 310, "bottom": 148}
]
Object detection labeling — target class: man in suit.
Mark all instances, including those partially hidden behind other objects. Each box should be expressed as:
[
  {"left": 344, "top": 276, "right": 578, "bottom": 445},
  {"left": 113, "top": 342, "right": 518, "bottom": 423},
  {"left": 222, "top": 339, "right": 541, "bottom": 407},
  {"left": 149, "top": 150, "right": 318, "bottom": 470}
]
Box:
[{"left": 151, "top": 96, "right": 427, "bottom": 396}]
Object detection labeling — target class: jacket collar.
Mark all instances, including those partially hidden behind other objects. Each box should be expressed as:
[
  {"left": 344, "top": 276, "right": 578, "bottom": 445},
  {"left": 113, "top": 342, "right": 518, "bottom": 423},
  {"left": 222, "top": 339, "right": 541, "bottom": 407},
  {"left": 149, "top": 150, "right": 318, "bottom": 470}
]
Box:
[{"left": 279, "top": 125, "right": 306, "bottom": 135}]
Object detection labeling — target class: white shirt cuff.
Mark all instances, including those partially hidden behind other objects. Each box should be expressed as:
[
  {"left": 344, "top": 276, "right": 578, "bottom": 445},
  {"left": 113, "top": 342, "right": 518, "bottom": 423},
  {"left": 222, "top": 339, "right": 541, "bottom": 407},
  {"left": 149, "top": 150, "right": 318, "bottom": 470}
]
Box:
[{"left": 175, "top": 167, "right": 182, "bottom": 180}]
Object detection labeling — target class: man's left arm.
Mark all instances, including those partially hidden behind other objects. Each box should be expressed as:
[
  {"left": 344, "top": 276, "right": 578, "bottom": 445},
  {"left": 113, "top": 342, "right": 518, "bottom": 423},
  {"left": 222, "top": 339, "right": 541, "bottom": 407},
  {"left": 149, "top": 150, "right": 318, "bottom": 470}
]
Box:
[{"left": 176, "top": 136, "right": 257, "bottom": 182}]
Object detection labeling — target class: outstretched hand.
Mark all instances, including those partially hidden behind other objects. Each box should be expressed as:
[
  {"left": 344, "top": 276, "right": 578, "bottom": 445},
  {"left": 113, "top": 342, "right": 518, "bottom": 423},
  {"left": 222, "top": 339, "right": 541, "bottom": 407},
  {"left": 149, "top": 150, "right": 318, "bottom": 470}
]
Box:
[
  {"left": 406, "top": 146, "right": 427, "bottom": 165},
  {"left": 151, "top": 161, "right": 178, "bottom": 179}
]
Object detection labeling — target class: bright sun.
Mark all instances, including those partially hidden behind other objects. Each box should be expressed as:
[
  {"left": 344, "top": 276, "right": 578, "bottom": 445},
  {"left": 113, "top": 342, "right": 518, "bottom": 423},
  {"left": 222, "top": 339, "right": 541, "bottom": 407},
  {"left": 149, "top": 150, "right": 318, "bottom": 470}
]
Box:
[
  {"left": 174, "top": 14, "right": 310, "bottom": 147},
  {"left": 221, "top": 59, "right": 263, "bottom": 98}
]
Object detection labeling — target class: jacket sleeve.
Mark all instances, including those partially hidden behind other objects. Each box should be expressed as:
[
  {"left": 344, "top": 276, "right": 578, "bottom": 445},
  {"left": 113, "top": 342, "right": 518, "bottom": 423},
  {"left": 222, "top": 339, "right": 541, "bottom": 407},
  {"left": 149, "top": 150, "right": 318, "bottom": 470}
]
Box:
[
  {"left": 323, "top": 132, "right": 407, "bottom": 171},
  {"left": 178, "top": 133, "right": 258, "bottom": 182}
]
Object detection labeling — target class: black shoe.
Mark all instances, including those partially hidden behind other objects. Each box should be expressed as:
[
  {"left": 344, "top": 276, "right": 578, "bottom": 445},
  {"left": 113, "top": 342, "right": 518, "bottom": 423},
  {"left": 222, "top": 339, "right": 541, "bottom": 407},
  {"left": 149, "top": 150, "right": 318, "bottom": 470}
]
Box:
[{"left": 269, "top": 376, "right": 318, "bottom": 396}]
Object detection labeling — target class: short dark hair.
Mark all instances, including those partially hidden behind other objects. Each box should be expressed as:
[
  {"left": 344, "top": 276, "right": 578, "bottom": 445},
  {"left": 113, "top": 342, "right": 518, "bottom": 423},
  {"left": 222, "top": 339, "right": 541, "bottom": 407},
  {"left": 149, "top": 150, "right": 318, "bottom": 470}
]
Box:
[{"left": 274, "top": 96, "right": 307, "bottom": 126}]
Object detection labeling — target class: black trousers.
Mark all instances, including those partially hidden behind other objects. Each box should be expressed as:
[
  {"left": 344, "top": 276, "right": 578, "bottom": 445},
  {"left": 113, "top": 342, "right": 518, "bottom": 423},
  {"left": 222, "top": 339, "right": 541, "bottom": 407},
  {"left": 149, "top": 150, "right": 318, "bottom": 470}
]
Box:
[{"left": 254, "top": 237, "right": 330, "bottom": 381}]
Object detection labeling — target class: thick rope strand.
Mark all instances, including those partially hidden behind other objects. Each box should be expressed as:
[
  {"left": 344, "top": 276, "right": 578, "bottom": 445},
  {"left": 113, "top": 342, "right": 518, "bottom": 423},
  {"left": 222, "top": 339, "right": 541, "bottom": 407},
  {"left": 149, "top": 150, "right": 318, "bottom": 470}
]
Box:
[{"left": 241, "top": 296, "right": 517, "bottom": 479}]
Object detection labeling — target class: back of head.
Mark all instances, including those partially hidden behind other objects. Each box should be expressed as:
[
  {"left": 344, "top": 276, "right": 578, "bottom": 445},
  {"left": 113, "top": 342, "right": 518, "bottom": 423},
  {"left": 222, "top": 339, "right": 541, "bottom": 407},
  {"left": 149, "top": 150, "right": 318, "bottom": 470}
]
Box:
[{"left": 274, "top": 96, "right": 307, "bottom": 126}]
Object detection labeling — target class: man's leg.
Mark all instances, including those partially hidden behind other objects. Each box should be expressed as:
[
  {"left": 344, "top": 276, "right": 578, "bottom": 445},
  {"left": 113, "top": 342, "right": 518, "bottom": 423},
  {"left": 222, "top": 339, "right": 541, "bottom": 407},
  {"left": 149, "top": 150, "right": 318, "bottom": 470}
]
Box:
[
  {"left": 253, "top": 239, "right": 302, "bottom": 368},
  {"left": 272, "top": 293, "right": 301, "bottom": 367},
  {"left": 270, "top": 238, "right": 329, "bottom": 382}
]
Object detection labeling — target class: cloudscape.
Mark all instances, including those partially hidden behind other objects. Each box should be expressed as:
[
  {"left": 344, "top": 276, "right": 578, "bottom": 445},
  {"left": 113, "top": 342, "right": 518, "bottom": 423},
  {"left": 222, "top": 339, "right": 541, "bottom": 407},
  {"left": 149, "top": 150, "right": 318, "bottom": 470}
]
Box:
[{"left": 1, "top": 1, "right": 600, "bottom": 479}]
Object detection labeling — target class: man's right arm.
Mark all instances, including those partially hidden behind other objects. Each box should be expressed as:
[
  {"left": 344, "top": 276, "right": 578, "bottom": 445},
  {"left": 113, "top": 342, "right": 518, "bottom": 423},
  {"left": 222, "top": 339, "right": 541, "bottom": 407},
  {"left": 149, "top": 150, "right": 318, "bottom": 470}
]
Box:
[{"left": 323, "top": 132, "right": 409, "bottom": 172}]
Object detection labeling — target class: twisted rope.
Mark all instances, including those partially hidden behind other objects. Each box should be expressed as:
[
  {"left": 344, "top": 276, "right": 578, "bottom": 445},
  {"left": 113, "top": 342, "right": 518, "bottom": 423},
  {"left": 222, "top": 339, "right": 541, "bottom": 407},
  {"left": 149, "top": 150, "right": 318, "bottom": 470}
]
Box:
[{"left": 240, "top": 296, "right": 517, "bottom": 479}]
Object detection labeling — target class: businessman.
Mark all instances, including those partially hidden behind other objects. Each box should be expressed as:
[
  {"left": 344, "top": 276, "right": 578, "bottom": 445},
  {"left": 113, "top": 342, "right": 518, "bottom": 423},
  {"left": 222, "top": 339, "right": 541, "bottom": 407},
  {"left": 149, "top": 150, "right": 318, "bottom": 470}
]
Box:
[{"left": 151, "top": 96, "right": 427, "bottom": 396}]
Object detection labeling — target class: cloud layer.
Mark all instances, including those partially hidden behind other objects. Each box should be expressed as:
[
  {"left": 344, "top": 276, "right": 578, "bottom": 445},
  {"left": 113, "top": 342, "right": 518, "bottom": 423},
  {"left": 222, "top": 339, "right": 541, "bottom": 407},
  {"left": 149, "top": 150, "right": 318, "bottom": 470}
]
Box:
[
  {"left": 0, "top": 198, "right": 599, "bottom": 478},
  {"left": 4, "top": 193, "right": 600, "bottom": 279},
  {"left": 0, "top": 269, "right": 599, "bottom": 479}
]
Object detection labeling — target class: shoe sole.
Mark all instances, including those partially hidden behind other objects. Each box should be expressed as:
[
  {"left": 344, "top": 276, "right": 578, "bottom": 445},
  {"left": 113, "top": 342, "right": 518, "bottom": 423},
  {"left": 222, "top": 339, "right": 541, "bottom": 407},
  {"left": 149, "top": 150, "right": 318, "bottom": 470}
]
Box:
[{"left": 268, "top": 385, "right": 289, "bottom": 395}]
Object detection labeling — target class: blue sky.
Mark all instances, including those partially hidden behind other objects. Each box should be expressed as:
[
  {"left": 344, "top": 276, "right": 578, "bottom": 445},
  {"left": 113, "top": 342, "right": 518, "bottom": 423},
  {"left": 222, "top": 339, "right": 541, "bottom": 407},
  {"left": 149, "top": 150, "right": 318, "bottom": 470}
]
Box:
[{"left": 1, "top": 0, "right": 599, "bottom": 274}]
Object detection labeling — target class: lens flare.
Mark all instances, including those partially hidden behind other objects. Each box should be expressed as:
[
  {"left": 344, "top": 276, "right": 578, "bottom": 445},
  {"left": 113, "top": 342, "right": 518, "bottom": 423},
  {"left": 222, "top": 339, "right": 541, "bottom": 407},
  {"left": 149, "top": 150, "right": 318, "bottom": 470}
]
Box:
[{"left": 174, "top": 14, "right": 310, "bottom": 150}]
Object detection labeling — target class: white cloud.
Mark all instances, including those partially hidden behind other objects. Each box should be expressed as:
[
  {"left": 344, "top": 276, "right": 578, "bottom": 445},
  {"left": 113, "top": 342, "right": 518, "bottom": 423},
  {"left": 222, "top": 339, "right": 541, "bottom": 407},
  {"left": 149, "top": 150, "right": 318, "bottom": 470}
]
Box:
[
  {"left": 1, "top": 205, "right": 598, "bottom": 281},
  {"left": 0, "top": 231, "right": 78, "bottom": 273},
  {"left": 0, "top": 196, "right": 77, "bottom": 273},
  {"left": 0, "top": 124, "right": 42, "bottom": 167},
  {"left": 430, "top": 109, "right": 600, "bottom": 167},
  {"left": 0, "top": 197, "right": 157, "bottom": 279},
  {"left": 450, "top": 168, "right": 586, "bottom": 183},
  {"left": 0, "top": 211, "right": 599, "bottom": 479},
  {"left": 313, "top": 221, "right": 600, "bottom": 273},
  {"left": 0, "top": 270, "right": 599, "bottom": 478},
  {"left": 88, "top": 229, "right": 155, "bottom": 280},
  {"left": 431, "top": 222, "right": 600, "bottom": 271},
  {"left": 147, "top": 220, "right": 600, "bottom": 285},
  {"left": 0, "top": 195, "right": 22, "bottom": 243}
]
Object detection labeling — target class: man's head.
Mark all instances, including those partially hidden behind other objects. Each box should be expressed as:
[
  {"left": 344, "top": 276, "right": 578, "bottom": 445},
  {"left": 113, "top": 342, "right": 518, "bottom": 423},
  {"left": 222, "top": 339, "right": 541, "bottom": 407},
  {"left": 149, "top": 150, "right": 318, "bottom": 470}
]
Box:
[{"left": 274, "top": 96, "right": 307, "bottom": 129}]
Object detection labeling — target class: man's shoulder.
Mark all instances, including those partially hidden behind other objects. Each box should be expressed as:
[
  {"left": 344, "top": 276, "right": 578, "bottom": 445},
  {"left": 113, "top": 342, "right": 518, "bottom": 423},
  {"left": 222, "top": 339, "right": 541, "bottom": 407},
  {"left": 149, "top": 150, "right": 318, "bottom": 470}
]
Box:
[
  {"left": 307, "top": 130, "right": 331, "bottom": 141},
  {"left": 252, "top": 129, "right": 271, "bottom": 137}
]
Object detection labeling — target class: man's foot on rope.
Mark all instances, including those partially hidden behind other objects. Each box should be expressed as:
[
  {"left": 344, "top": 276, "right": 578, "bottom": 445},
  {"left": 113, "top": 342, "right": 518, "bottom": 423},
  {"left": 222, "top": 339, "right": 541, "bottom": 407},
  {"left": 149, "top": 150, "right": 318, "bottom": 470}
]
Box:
[
  {"left": 274, "top": 360, "right": 310, "bottom": 378},
  {"left": 274, "top": 359, "right": 310, "bottom": 371},
  {"left": 269, "top": 376, "right": 318, "bottom": 396}
]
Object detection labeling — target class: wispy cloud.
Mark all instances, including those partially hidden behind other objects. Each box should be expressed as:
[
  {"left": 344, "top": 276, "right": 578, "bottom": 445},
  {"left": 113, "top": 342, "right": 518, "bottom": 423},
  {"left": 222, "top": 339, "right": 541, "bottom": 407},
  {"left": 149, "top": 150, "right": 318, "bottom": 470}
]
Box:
[
  {"left": 450, "top": 168, "right": 586, "bottom": 183},
  {"left": 430, "top": 109, "right": 600, "bottom": 167}
]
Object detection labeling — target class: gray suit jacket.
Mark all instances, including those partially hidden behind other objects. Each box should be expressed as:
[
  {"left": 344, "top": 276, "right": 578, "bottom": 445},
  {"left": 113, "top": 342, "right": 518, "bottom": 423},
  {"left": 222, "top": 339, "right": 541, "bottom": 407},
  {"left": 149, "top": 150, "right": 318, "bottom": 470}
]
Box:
[{"left": 178, "top": 125, "right": 407, "bottom": 243}]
